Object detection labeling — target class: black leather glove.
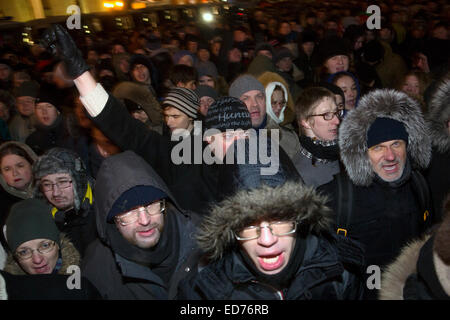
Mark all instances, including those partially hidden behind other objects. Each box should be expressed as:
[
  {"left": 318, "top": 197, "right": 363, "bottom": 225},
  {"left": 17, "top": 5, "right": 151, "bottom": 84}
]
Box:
[{"left": 41, "top": 24, "right": 90, "bottom": 79}]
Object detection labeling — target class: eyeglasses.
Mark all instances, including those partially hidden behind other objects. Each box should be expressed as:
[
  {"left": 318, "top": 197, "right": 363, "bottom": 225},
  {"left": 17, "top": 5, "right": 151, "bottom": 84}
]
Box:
[
  {"left": 15, "top": 240, "right": 56, "bottom": 260},
  {"left": 307, "top": 109, "right": 344, "bottom": 121},
  {"left": 114, "top": 199, "right": 166, "bottom": 226},
  {"left": 41, "top": 180, "right": 72, "bottom": 192},
  {"left": 234, "top": 221, "right": 297, "bottom": 241}
]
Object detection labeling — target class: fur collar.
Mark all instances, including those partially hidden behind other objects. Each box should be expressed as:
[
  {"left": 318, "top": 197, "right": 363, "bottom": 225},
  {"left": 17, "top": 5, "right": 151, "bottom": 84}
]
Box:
[
  {"left": 339, "top": 89, "right": 431, "bottom": 186},
  {"left": 3, "top": 234, "right": 80, "bottom": 275},
  {"left": 427, "top": 75, "right": 450, "bottom": 153},
  {"left": 379, "top": 235, "right": 430, "bottom": 300},
  {"left": 197, "top": 182, "right": 333, "bottom": 261}
]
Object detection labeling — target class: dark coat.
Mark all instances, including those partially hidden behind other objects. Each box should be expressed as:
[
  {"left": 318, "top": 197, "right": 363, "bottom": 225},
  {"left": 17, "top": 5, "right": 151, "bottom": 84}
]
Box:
[
  {"left": 178, "top": 182, "right": 365, "bottom": 300},
  {"left": 319, "top": 169, "right": 429, "bottom": 269},
  {"left": 90, "top": 94, "right": 219, "bottom": 215},
  {"left": 25, "top": 115, "right": 89, "bottom": 158},
  {"left": 81, "top": 151, "right": 201, "bottom": 300}
]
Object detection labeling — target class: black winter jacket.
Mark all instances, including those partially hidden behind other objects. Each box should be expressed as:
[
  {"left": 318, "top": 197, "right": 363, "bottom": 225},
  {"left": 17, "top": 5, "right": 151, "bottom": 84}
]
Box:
[{"left": 178, "top": 234, "right": 364, "bottom": 300}]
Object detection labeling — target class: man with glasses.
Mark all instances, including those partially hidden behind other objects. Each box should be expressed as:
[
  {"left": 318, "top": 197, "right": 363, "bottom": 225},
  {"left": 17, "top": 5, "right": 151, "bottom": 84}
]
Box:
[
  {"left": 81, "top": 151, "right": 201, "bottom": 300},
  {"left": 33, "top": 148, "right": 96, "bottom": 257},
  {"left": 318, "top": 89, "right": 433, "bottom": 299},
  {"left": 291, "top": 86, "right": 344, "bottom": 187},
  {"left": 178, "top": 182, "right": 364, "bottom": 300}
]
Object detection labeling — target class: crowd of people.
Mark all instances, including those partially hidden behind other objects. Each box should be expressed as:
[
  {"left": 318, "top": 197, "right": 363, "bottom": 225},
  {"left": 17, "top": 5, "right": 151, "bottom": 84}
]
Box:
[{"left": 0, "top": 0, "right": 449, "bottom": 301}]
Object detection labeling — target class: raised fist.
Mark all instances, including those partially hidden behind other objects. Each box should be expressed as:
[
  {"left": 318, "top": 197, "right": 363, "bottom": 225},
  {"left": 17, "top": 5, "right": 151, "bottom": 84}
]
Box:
[{"left": 41, "top": 24, "right": 90, "bottom": 79}]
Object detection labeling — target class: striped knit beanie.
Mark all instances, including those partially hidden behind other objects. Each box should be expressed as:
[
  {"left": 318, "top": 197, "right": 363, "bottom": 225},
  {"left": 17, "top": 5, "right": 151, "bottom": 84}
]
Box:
[{"left": 162, "top": 87, "right": 199, "bottom": 119}]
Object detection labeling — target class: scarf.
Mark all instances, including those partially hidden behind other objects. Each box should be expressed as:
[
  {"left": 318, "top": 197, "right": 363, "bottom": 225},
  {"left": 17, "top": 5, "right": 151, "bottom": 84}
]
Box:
[
  {"left": 299, "top": 135, "right": 340, "bottom": 164},
  {"left": 106, "top": 210, "right": 180, "bottom": 286}
]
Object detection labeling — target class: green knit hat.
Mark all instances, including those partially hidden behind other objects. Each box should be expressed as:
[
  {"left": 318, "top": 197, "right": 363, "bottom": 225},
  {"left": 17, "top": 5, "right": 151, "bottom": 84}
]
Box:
[{"left": 6, "top": 199, "right": 60, "bottom": 253}]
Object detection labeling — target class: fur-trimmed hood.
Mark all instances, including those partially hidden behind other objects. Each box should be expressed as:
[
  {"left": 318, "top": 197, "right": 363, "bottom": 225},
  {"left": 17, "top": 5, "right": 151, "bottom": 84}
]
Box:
[
  {"left": 3, "top": 233, "right": 80, "bottom": 275},
  {"left": 197, "top": 182, "right": 333, "bottom": 261},
  {"left": 379, "top": 235, "right": 429, "bottom": 300},
  {"left": 426, "top": 74, "right": 450, "bottom": 153},
  {"left": 339, "top": 89, "right": 431, "bottom": 186}
]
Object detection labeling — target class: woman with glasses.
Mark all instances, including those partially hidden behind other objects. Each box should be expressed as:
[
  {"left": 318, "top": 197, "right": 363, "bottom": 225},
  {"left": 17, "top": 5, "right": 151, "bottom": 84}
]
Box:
[
  {"left": 0, "top": 141, "right": 38, "bottom": 253},
  {"left": 291, "top": 87, "right": 343, "bottom": 187},
  {"left": 3, "top": 199, "right": 80, "bottom": 276},
  {"left": 178, "top": 182, "right": 364, "bottom": 300}
]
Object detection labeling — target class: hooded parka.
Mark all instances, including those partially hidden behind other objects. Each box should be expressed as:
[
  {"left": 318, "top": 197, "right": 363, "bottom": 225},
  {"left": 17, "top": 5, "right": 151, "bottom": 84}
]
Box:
[
  {"left": 178, "top": 182, "right": 365, "bottom": 300},
  {"left": 81, "top": 151, "right": 200, "bottom": 300}
]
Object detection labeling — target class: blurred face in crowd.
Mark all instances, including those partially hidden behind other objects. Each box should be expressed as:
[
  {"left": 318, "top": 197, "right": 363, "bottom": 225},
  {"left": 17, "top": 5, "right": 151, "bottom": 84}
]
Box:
[
  {"left": 178, "top": 55, "right": 194, "bottom": 67},
  {"left": 163, "top": 106, "right": 193, "bottom": 132},
  {"left": 334, "top": 94, "right": 344, "bottom": 110},
  {"left": 199, "top": 96, "right": 215, "bottom": 116},
  {"left": 35, "top": 102, "right": 59, "bottom": 127},
  {"left": 16, "top": 96, "right": 36, "bottom": 117},
  {"left": 114, "top": 199, "right": 165, "bottom": 249},
  {"left": 335, "top": 75, "right": 357, "bottom": 110},
  {"left": 368, "top": 139, "right": 407, "bottom": 182},
  {"left": 12, "top": 71, "right": 30, "bottom": 88},
  {"left": 186, "top": 41, "right": 198, "bottom": 54},
  {"left": 432, "top": 26, "right": 448, "bottom": 40},
  {"left": 276, "top": 57, "right": 293, "bottom": 72},
  {"left": 240, "top": 90, "right": 266, "bottom": 127},
  {"left": 131, "top": 64, "right": 150, "bottom": 84},
  {"left": 112, "top": 44, "right": 126, "bottom": 54},
  {"left": 278, "top": 22, "right": 291, "bottom": 36},
  {"left": 302, "top": 42, "right": 314, "bottom": 57},
  {"left": 238, "top": 220, "right": 296, "bottom": 275},
  {"left": 258, "top": 49, "right": 273, "bottom": 60},
  {"left": 271, "top": 89, "right": 286, "bottom": 118},
  {"left": 324, "top": 55, "right": 349, "bottom": 74},
  {"left": 1, "top": 154, "right": 32, "bottom": 190},
  {"left": 198, "top": 75, "right": 215, "bottom": 88},
  {"left": 197, "top": 48, "right": 210, "bottom": 62},
  {"left": 0, "top": 101, "right": 10, "bottom": 122},
  {"left": 301, "top": 97, "right": 341, "bottom": 141},
  {"left": 15, "top": 239, "right": 59, "bottom": 275},
  {"left": 0, "top": 64, "right": 11, "bottom": 81},
  {"left": 40, "top": 172, "right": 75, "bottom": 211},
  {"left": 354, "top": 36, "right": 365, "bottom": 51},
  {"left": 401, "top": 75, "right": 420, "bottom": 97},
  {"left": 233, "top": 30, "right": 247, "bottom": 42}
]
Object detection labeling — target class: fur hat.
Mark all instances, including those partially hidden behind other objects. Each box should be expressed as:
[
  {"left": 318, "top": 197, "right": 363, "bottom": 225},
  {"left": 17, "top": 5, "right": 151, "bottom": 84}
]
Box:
[
  {"left": 339, "top": 89, "right": 431, "bottom": 186},
  {"left": 229, "top": 74, "right": 265, "bottom": 99},
  {"left": 426, "top": 74, "right": 450, "bottom": 154},
  {"left": 32, "top": 148, "right": 90, "bottom": 211},
  {"left": 196, "top": 182, "right": 332, "bottom": 261}
]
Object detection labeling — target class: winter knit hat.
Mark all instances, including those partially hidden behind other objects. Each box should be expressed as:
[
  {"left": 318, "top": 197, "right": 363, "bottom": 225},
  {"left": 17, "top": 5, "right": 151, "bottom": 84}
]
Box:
[
  {"left": 273, "top": 47, "right": 293, "bottom": 64},
  {"left": 6, "top": 199, "right": 60, "bottom": 252},
  {"left": 33, "top": 148, "right": 89, "bottom": 211},
  {"left": 229, "top": 74, "right": 265, "bottom": 99},
  {"left": 195, "top": 85, "right": 219, "bottom": 100},
  {"left": 196, "top": 61, "right": 219, "bottom": 79},
  {"left": 204, "top": 96, "right": 252, "bottom": 133},
  {"left": 161, "top": 87, "right": 199, "bottom": 119},
  {"left": 15, "top": 80, "right": 39, "bottom": 98},
  {"left": 316, "top": 36, "right": 351, "bottom": 66},
  {"left": 107, "top": 185, "right": 167, "bottom": 222},
  {"left": 367, "top": 117, "right": 409, "bottom": 149},
  {"left": 36, "top": 84, "right": 63, "bottom": 112}
]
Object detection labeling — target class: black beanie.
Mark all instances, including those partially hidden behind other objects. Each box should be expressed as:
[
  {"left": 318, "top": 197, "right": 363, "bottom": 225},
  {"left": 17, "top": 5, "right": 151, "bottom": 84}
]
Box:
[
  {"left": 36, "top": 85, "right": 63, "bottom": 112},
  {"left": 6, "top": 199, "right": 60, "bottom": 253},
  {"left": 367, "top": 117, "right": 409, "bottom": 149},
  {"left": 107, "top": 185, "right": 167, "bottom": 222},
  {"left": 204, "top": 96, "right": 252, "bottom": 134}
]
